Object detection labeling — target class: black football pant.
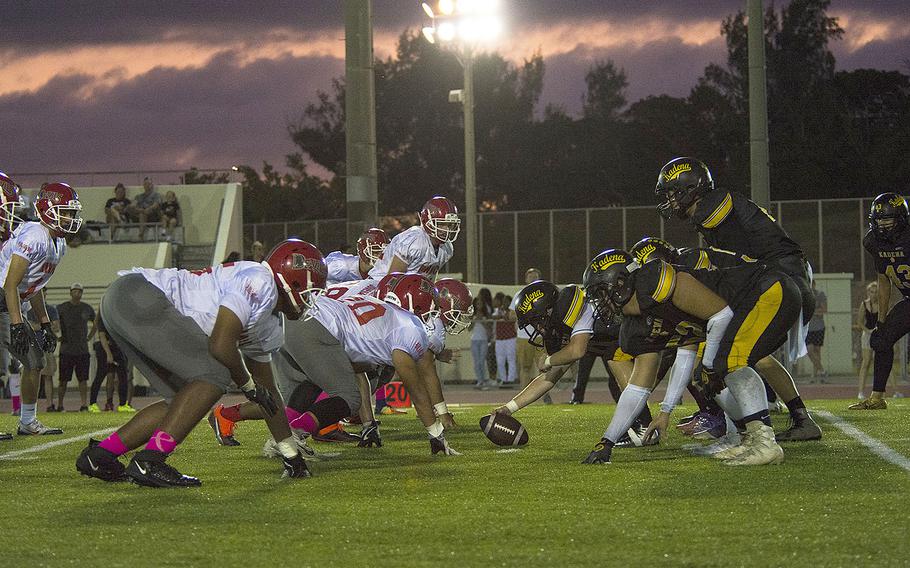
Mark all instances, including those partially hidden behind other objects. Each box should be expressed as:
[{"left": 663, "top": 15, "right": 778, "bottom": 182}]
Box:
[
  {"left": 768, "top": 255, "right": 815, "bottom": 326},
  {"left": 871, "top": 298, "right": 910, "bottom": 393}
]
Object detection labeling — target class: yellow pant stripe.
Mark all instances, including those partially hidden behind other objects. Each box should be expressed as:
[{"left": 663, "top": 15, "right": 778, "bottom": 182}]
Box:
[{"left": 726, "top": 282, "right": 783, "bottom": 371}]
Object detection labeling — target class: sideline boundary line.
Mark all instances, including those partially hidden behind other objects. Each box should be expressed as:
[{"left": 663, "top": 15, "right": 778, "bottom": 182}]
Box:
[
  {"left": 0, "top": 428, "right": 115, "bottom": 461},
  {"left": 815, "top": 410, "right": 910, "bottom": 474}
]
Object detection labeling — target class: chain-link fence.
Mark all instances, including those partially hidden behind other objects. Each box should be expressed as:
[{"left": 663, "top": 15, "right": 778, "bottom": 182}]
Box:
[{"left": 244, "top": 196, "right": 875, "bottom": 285}]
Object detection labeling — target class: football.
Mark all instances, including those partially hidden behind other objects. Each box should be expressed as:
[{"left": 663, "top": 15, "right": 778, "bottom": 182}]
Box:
[{"left": 479, "top": 413, "right": 530, "bottom": 447}]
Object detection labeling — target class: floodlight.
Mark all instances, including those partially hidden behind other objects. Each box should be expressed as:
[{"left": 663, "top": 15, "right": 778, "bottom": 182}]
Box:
[
  {"left": 438, "top": 0, "right": 455, "bottom": 16},
  {"left": 437, "top": 21, "right": 457, "bottom": 42},
  {"left": 422, "top": 26, "right": 436, "bottom": 44},
  {"left": 422, "top": 2, "right": 435, "bottom": 18}
]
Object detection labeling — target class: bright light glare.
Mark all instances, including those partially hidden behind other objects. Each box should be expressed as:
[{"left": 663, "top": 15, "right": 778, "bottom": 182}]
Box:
[
  {"left": 437, "top": 22, "right": 457, "bottom": 42},
  {"left": 456, "top": 0, "right": 498, "bottom": 14},
  {"left": 422, "top": 2, "right": 435, "bottom": 18},
  {"left": 422, "top": 26, "right": 436, "bottom": 44},
  {"left": 456, "top": 16, "right": 501, "bottom": 43},
  {"left": 438, "top": 0, "right": 455, "bottom": 16}
]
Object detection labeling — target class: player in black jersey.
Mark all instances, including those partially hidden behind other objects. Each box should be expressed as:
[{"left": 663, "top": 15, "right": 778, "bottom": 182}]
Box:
[
  {"left": 849, "top": 193, "right": 910, "bottom": 410},
  {"left": 581, "top": 249, "right": 800, "bottom": 466},
  {"left": 632, "top": 237, "right": 822, "bottom": 443},
  {"left": 654, "top": 157, "right": 815, "bottom": 360},
  {"left": 492, "top": 281, "right": 661, "bottom": 447}
]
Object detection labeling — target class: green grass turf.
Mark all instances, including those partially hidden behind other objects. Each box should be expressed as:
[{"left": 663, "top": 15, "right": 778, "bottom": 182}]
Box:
[{"left": 1, "top": 400, "right": 909, "bottom": 567}]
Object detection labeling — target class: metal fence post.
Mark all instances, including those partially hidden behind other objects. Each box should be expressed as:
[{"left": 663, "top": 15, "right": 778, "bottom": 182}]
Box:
[
  {"left": 549, "top": 210, "right": 554, "bottom": 282},
  {"left": 585, "top": 208, "right": 591, "bottom": 260},
  {"left": 859, "top": 202, "right": 866, "bottom": 283},
  {"left": 817, "top": 200, "right": 824, "bottom": 272},
  {"left": 513, "top": 211, "right": 519, "bottom": 284}
]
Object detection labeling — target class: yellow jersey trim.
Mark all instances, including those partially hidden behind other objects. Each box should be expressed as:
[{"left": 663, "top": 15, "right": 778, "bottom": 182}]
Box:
[
  {"left": 652, "top": 262, "right": 677, "bottom": 303},
  {"left": 701, "top": 192, "right": 733, "bottom": 229},
  {"left": 563, "top": 288, "right": 585, "bottom": 328}
]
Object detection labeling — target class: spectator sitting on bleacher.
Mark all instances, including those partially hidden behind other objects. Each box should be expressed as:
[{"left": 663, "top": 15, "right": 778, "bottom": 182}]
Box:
[
  {"left": 126, "top": 177, "right": 161, "bottom": 241},
  {"left": 160, "top": 190, "right": 181, "bottom": 241},
  {"left": 105, "top": 183, "right": 131, "bottom": 240}
]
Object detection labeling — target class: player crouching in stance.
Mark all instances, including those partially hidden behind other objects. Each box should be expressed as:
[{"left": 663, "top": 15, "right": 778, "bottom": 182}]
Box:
[
  {"left": 2, "top": 181, "right": 81, "bottom": 437},
  {"left": 76, "top": 239, "right": 326, "bottom": 486},
  {"left": 581, "top": 249, "right": 800, "bottom": 466}
]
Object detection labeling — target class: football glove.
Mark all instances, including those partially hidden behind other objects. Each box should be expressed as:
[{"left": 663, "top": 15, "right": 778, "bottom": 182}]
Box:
[
  {"left": 281, "top": 453, "right": 312, "bottom": 478},
  {"left": 694, "top": 364, "right": 724, "bottom": 399},
  {"left": 9, "top": 322, "right": 33, "bottom": 356},
  {"left": 242, "top": 383, "right": 278, "bottom": 417},
  {"left": 358, "top": 421, "right": 382, "bottom": 448},
  {"left": 582, "top": 438, "right": 613, "bottom": 465},
  {"left": 430, "top": 434, "right": 461, "bottom": 456},
  {"left": 36, "top": 322, "right": 56, "bottom": 353}
]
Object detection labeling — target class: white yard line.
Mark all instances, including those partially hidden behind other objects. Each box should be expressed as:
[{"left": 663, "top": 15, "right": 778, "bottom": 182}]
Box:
[
  {"left": 815, "top": 410, "right": 910, "bottom": 474},
  {"left": 0, "top": 428, "right": 115, "bottom": 461}
]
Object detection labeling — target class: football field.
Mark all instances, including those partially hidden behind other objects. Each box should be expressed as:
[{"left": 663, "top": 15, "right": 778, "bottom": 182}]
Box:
[{"left": 2, "top": 400, "right": 909, "bottom": 567}]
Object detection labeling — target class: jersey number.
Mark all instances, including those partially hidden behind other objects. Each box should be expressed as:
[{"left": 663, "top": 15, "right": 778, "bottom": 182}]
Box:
[
  {"left": 885, "top": 264, "right": 910, "bottom": 290},
  {"left": 342, "top": 298, "right": 386, "bottom": 325},
  {"left": 324, "top": 287, "right": 347, "bottom": 300}
]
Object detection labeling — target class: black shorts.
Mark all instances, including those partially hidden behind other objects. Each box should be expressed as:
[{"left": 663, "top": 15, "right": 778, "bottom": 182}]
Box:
[
  {"left": 714, "top": 272, "right": 801, "bottom": 376},
  {"left": 806, "top": 329, "right": 825, "bottom": 346},
  {"left": 59, "top": 353, "right": 91, "bottom": 383}
]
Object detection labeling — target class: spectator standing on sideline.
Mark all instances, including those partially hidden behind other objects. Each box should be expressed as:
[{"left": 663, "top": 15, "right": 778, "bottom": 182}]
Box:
[
  {"left": 160, "top": 190, "right": 181, "bottom": 241},
  {"left": 127, "top": 177, "right": 161, "bottom": 241},
  {"left": 248, "top": 241, "right": 266, "bottom": 262},
  {"left": 806, "top": 280, "right": 827, "bottom": 381},
  {"left": 56, "top": 283, "right": 96, "bottom": 411},
  {"left": 470, "top": 295, "right": 492, "bottom": 389},
  {"left": 855, "top": 281, "right": 879, "bottom": 399},
  {"left": 88, "top": 310, "right": 132, "bottom": 413},
  {"left": 510, "top": 268, "right": 543, "bottom": 388},
  {"left": 27, "top": 291, "right": 59, "bottom": 412},
  {"left": 494, "top": 294, "right": 518, "bottom": 388},
  {"left": 104, "top": 183, "right": 130, "bottom": 240}
]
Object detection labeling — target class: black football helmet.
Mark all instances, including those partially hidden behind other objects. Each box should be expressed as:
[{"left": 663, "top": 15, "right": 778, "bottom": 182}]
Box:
[
  {"left": 630, "top": 237, "right": 679, "bottom": 265},
  {"left": 583, "top": 249, "right": 638, "bottom": 322},
  {"left": 655, "top": 157, "right": 714, "bottom": 220},
  {"left": 869, "top": 193, "right": 909, "bottom": 242},
  {"left": 514, "top": 280, "right": 559, "bottom": 347}
]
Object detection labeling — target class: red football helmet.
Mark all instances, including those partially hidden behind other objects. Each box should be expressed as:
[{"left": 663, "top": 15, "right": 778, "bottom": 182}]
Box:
[
  {"left": 377, "top": 272, "right": 439, "bottom": 328},
  {"left": 35, "top": 182, "right": 82, "bottom": 235},
  {"left": 435, "top": 278, "right": 474, "bottom": 334},
  {"left": 264, "top": 239, "right": 327, "bottom": 320},
  {"left": 0, "top": 171, "right": 24, "bottom": 235},
  {"left": 419, "top": 196, "right": 461, "bottom": 243},
  {"left": 356, "top": 227, "right": 389, "bottom": 266}
]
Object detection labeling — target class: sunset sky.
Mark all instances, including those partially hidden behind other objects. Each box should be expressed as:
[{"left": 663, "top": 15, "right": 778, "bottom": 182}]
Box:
[{"left": 3, "top": 1, "right": 908, "bottom": 180}]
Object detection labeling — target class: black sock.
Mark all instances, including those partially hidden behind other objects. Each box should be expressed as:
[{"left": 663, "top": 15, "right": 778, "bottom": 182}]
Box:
[
  {"left": 741, "top": 411, "right": 771, "bottom": 427},
  {"left": 784, "top": 396, "right": 806, "bottom": 415}
]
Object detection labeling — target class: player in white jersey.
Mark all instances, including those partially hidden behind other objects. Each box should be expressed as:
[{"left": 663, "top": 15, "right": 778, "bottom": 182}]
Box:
[
  {"left": 325, "top": 228, "right": 389, "bottom": 285},
  {"left": 368, "top": 196, "right": 459, "bottom": 280},
  {"left": 1, "top": 182, "right": 81, "bottom": 437},
  {"left": 76, "top": 239, "right": 327, "bottom": 487},
  {"left": 0, "top": 171, "right": 25, "bottom": 441},
  {"left": 214, "top": 280, "right": 461, "bottom": 456}
]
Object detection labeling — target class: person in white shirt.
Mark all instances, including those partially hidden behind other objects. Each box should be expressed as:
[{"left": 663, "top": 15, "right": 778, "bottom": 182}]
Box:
[
  {"left": 368, "top": 196, "right": 459, "bottom": 280},
  {"left": 75, "top": 240, "right": 327, "bottom": 487},
  {"left": 1, "top": 182, "right": 81, "bottom": 437},
  {"left": 325, "top": 228, "right": 389, "bottom": 285}
]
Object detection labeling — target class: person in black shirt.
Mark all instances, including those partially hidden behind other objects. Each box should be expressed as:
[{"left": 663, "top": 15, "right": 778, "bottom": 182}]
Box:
[
  {"left": 161, "top": 190, "right": 181, "bottom": 241},
  {"left": 654, "top": 157, "right": 815, "bottom": 360},
  {"left": 105, "top": 183, "right": 131, "bottom": 240},
  {"left": 849, "top": 193, "right": 910, "bottom": 410},
  {"left": 56, "top": 283, "right": 96, "bottom": 411},
  {"left": 581, "top": 249, "right": 800, "bottom": 466}
]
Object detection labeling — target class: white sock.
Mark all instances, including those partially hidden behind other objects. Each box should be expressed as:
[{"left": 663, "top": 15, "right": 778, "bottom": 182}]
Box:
[
  {"left": 20, "top": 403, "right": 37, "bottom": 424},
  {"left": 724, "top": 367, "right": 768, "bottom": 419},
  {"left": 604, "top": 385, "right": 651, "bottom": 443}
]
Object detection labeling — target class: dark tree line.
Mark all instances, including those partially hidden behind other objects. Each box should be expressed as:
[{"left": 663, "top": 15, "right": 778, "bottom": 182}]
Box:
[{"left": 198, "top": 0, "right": 909, "bottom": 222}]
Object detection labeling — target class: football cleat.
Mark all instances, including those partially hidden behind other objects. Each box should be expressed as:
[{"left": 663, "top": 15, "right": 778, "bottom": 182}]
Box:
[
  {"left": 117, "top": 404, "right": 136, "bottom": 413},
  {"left": 282, "top": 454, "right": 312, "bottom": 478},
  {"left": 689, "top": 413, "right": 727, "bottom": 440},
  {"left": 690, "top": 432, "right": 742, "bottom": 456},
  {"left": 17, "top": 419, "right": 63, "bottom": 436},
  {"left": 430, "top": 434, "right": 461, "bottom": 456},
  {"left": 262, "top": 434, "right": 317, "bottom": 459},
  {"left": 614, "top": 424, "right": 659, "bottom": 448},
  {"left": 312, "top": 427, "right": 360, "bottom": 444},
  {"left": 0, "top": 431, "right": 12, "bottom": 441},
  {"left": 775, "top": 411, "right": 822, "bottom": 442},
  {"left": 582, "top": 438, "right": 613, "bottom": 464},
  {"left": 76, "top": 439, "right": 128, "bottom": 482},
  {"left": 848, "top": 398, "right": 887, "bottom": 410},
  {"left": 380, "top": 406, "right": 407, "bottom": 415},
  {"left": 208, "top": 404, "right": 240, "bottom": 446},
  {"left": 724, "top": 424, "right": 784, "bottom": 466},
  {"left": 711, "top": 432, "right": 752, "bottom": 460},
  {"left": 125, "top": 450, "right": 201, "bottom": 488},
  {"left": 87, "top": 403, "right": 101, "bottom": 413}
]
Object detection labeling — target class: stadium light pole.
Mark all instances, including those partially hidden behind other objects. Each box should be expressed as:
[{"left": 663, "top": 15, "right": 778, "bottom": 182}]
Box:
[
  {"left": 422, "top": 1, "right": 502, "bottom": 283},
  {"left": 747, "top": 0, "right": 771, "bottom": 210}
]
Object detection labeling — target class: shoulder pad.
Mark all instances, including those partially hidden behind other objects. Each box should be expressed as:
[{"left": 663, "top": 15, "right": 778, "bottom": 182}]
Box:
[{"left": 694, "top": 190, "right": 733, "bottom": 229}]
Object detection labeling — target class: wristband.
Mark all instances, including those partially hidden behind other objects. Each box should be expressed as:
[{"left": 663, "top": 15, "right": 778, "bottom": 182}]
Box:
[
  {"left": 240, "top": 378, "right": 255, "bottom": 392},
  {"left": 433, "top": 402, "right": 449, "bottom": 416},
  {"left": 505, "top": 400, "right": 520, "bottom": 413},
  {"left": 427, "top": 420, "right": 444, "bottom": 438}
]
